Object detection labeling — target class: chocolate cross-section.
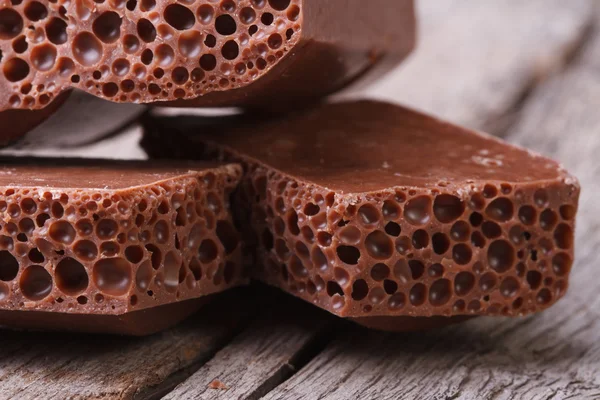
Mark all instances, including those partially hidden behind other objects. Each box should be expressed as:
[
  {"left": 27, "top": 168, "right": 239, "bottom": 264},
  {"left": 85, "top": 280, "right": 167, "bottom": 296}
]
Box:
[
  {"left": 142, "top": 100, "right": 579, "bottom": 331},
  {"left": 0, "top": 0, "right": 415, "bottom": 112},
  {"left": 0, "top": 159, "right": 245, "bottom": 335}
]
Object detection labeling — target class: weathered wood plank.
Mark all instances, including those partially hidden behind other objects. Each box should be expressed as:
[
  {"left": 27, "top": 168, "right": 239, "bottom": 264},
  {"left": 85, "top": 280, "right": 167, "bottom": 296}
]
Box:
[
  {"left": 0, "top": 289, "right": 258, "bottom": 400},
  {"left": 263, "top": 312, "right": 600, "bottom": 399},
  {"left": 149, "top": 2, "right": 598, "bottom": 399},
  {"left": 134, "top": 4, "right": 599, "bottom": 399},
  {"left": 164, "top": 293, "right": 336, "bottom": 400},
  {"left": 263, "top": 9, "right": 600, "bottom": 400},
  {"left": 0, "top": 2, "right": 596, "bottom": 400},
  {"left": 363, "top": 0, "right": 595, "bottom": 133}
]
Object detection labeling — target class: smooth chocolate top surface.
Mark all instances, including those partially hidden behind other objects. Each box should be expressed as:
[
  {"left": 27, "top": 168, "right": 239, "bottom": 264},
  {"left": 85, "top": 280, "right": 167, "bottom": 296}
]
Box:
[
  {"left": 0, "top": 158, "right": 233, "bottom": 189},
  {"left": 199, "top": 101, "right": 570, "bottom": 193},
  {"left": 141, "top": 100, "right": 579, "bottom": 323},
  {"left": 0, "top": 157, "right": 244, "bottom": 322}
]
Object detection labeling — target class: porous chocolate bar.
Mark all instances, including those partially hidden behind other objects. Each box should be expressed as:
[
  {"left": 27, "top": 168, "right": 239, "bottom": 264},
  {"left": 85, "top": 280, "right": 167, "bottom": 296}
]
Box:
[
  {"left": 0, "top": 0, "right": 415, "bottom": 113},
  {"left": 0, "top": 159, "right": 244, "bottom": 335},
  {"left": 142, "top": 101, "right": 579, "bottom": 329}
]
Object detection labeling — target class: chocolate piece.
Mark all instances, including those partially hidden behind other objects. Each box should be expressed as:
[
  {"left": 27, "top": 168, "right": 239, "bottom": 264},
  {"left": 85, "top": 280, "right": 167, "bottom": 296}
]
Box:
[
  {"left": 14, "top": 91, "right": 145, "bottom": 149},
  {"left": 0, "top": 297, "right": 210, "bottom": 335},
  {"left": 141, "top": 100, "right": 580, "bottom": 326},
  {"left": 350, "top": 315, "right": 473, "bottom": 332},
  {"left": 0, "top": 159, "right": 245, "bottom": 335},
  {"left": 0, "top": 91, "right": 69, "bottom": 147},
  {"left": 0, "top": 0, "right": 415, "bottom": 112}
]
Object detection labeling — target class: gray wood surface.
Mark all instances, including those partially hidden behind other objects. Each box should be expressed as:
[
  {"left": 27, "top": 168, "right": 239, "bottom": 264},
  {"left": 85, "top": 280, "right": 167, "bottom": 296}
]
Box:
[
  {"left": 164, "top": 296, "right": 336, "bottom": 400},
  {"left": 0, "top": 290, "right": 256, "bottom": 400},
  {"left": 0, "top": 1, "right": 598, "bottom": 400},
  {"left": 365, "top": 0, "right": 595, "bottom": 133},
  {"left": 264, "top": 4, "right": 600, "bottom": 400}
]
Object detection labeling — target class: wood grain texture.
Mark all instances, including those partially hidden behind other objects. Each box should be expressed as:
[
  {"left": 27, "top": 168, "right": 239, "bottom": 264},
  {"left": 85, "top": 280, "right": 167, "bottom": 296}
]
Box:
[
  {"left": 0, "top": 2, "right": 598, "bottom": 400},
  {"left": 165, "top": 295, "right": 336, "bottom": 400},
  {"left": 0, "top": 290, "right": 256, "bottom": 400},
  {"left": 263, "top": 7, "right": 600, "bottom": 400},
  {"left": 363, "top": 0, "right": 595, "bottom": 133},
  {"left": 156, "top": 3, "right": 598, "bottom": 396}
]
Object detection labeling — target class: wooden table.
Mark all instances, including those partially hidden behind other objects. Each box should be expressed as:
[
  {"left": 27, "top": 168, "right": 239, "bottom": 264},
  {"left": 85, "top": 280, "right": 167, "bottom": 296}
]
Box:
[{"left": 1, "top": 1, "right": 599, "bottom": 399}]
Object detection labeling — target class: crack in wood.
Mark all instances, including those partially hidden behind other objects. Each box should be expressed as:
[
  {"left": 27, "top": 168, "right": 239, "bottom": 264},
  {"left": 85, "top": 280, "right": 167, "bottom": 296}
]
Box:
[
  {"left": 160, "top": 289, "right": 340, "bottom": 400},
  {"left": 488, "top": 3, "right": 598, "bottom": 138},
  {"left": 0, "top": 2, "right": 598, "bottom": 400}
]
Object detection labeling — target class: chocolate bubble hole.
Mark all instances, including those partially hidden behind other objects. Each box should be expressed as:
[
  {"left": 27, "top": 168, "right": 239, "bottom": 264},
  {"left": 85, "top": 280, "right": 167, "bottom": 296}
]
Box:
[{"left": 0, "top": 0, "right": 302, "bottom": 110}]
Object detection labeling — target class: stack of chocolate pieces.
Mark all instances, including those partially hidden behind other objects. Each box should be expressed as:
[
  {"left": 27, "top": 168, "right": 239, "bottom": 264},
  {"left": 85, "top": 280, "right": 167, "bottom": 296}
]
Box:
[{"left": 0, "top": 0, "right": 578, "bottom": 335}]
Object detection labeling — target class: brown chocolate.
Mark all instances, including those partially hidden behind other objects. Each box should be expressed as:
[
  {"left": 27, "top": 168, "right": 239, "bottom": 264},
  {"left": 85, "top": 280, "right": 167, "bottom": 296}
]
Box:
[
  {"left": 350, "top": 315, "right": 473, "bottom": 332},
  {"left": 0, "top": 0, "right": 415, "bottom": 112},
  {"left": 0, "top": 158, "right": 245, "bottom": 334},
  {"left": 0, "top": 90, "right": 69, "bottom": 147},
  {"left": 0, "top": 296, "right": 210, "bottom": 335},
  {"left": 141, "top": 100, "right": 580, "bottom": 325},
  {"left": 13, "top": 91, "right": 145, "bottom": 149}
]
